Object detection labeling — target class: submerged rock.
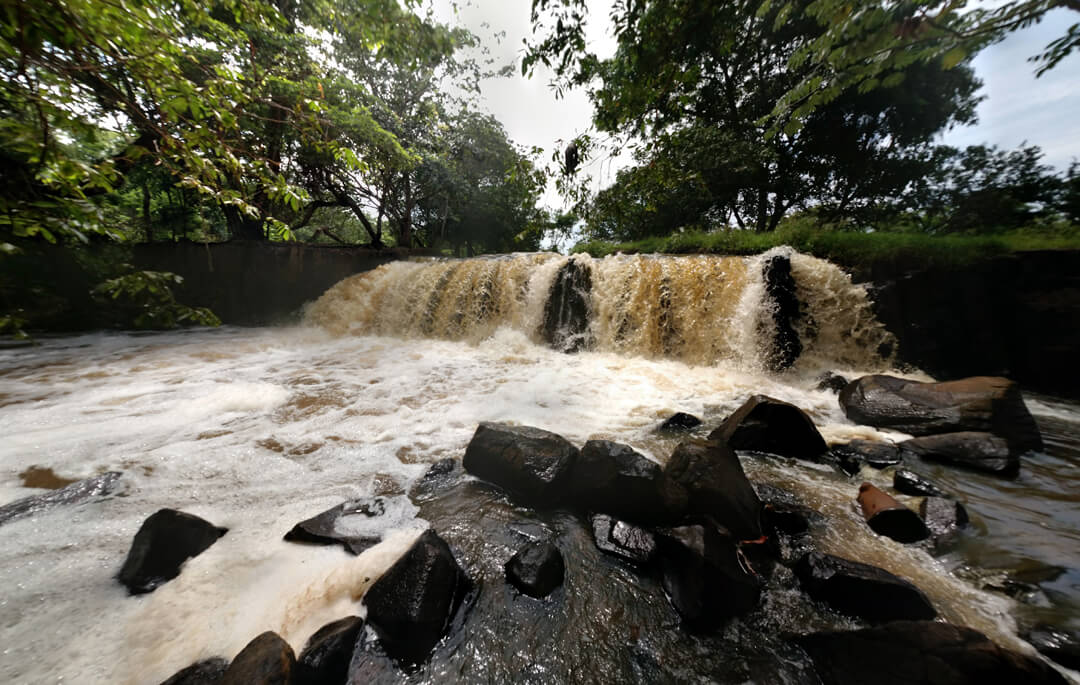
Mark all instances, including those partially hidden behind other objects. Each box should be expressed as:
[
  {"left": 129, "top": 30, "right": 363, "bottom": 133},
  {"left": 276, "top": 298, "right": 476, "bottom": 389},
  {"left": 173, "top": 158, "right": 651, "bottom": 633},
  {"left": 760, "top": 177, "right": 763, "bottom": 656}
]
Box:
[
  {"left": 409, "top": 458, "right": 462, "bottom": 501},
  {"left": 283, "top": 498, "right": 384, "bottom": 555},
  {"left": 900, "top": 431, "right": 1019, "bottom": 475},
  {"left": 708, "top": 395, "right": 828, "bottom": 462},
  {"left": 762, "top": 254, "right": 803, "bottom": 371},
  {"left": 794, "top": 552, "right": 937, "bottom": 623},
  {"left": 159, "top": 658, "right": 229, "bottom": 685},
  {"left": 505, "top": 540, "right": 565, "bottom": 598},
  {"left": 220, "top": 632, "right": 295, "bottom": 685},
  {"left": 655, "top": 524, "right": 762, "bottom": 631},
  {"left": 664, "top": 439, "right": 763, "bottom": 541},
  {"left": 1023, "top": 625, "right": 1080, "bottom": 671},
  {"left": 117, "top": 509, "right": 227, "bottom": 595},
  {"left": 363, "top": 529, "right": 472, "bottom": 665},
  {"left": 830, "top": 439, "right": 902, "bottom": 470},
  {"left": 816, "top": 372, "right": 849, "bottom": 394},
  {"left": 569, "top": 440, "right": 686, "bottom": 525},
  {"left": 798, "top": 620, "right": 1069, "bottom": 685},
  {"left": 295, "top": 616, "right": 365, "bottom": 685},
  {"left": 856, "top": 483, "right": 929, "bottom": 544},
  {"left": 919, "top": 496, "right": 969, "bottom": 544},
  {"left": 0, "top": 471, "right": 122, "bottom": 527},
  {"left": 591, "top": 514, "right": 658, "bottom": 566},
  {"left": 892, "top": 469, "right": 948, "bottom": 497},
  {"left": 659, "top": 412, "right": 703, "bottom": 432},
  {"left": 463, "top": 422, "right": 579, "bottom": 507},
  {"left": 839, "top": 375, "right": 1042, "bottom": 451}
]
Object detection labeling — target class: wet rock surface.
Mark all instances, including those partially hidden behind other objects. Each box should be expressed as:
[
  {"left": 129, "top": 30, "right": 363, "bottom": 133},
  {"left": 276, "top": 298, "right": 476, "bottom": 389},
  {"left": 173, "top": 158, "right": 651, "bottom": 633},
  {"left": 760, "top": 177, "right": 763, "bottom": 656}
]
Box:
[
  {"left": 1023, "top": 624, "right": 1080, "bottom": 671},
  {"left": 797, "top": 620, "right": 1069, "bottom": 685},
  {"left": 294, "top": 616, "right": 365, "bottom": 685},
  {"left": 893, "top": 469, "right": 948, "bottom": 497},
  {"left": 0, "top": 471, "right": 122, "bottom": 527},
  {"left": 159, "top": 658, "right": 229, "bottom": 685},
  {"left": 363, "top": 529, "right": 472, "bottom": 665},
  {"left": 830, "top": 439, "right": 902, "bottom": 470},
  {"left": 220, "top": 632, "right": 295, "bottom": 685},
  {"left": 505, "top": 540, "right": 565, "bottom": 598},
  {"left": 920, "top": 496, "right": 969, "bottom": 544},
  {"left": 541, "top": 258, "right": 593, "bottom": 353},
  {"left": 708, "top": 395, "right": 828, "bottom": 462},
  {"left": 816, "top": 372, "right": 849, "bottom": 394},
  {"left": 117, "top": 508, "right": 227, "bottom": 595},
  {"left": 856, "top": 483, "right": 929, "bottom": 544},
  {"left": 463, "top": 422, "right": 579, "bottom": 507},
  {"left": 900, "top": 431, "right": 1019, "bottom": 475},
  {"left": 591, "top": 514, "right": 657, "bottom": 566},
  {"left": 839, "top": 374, "right": 1042, "bottom": 451},
  {"left": 568, "top": 439, "right": 686, "bottom": 525},
  {"left": 283, "top": 498, "right": 384, "bottom": 555},
  {"left": 795, "top": 552, "right": 937, "bottom": 623},
  {"left": 762, "top": 254, "right": 803, "bottom": 371},
  {"left": 658, "top": 411, "right": 702, "bottom": 432},
  {"left": 664, "top": 439, "right": 763, "bottom": 540}
]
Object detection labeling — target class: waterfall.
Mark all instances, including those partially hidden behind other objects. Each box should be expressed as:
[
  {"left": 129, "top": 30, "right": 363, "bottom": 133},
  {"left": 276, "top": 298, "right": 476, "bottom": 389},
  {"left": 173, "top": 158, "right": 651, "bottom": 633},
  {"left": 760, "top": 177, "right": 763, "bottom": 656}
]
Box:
[{"left": 304, "top": 248, "right": 896, "bottom": 373}]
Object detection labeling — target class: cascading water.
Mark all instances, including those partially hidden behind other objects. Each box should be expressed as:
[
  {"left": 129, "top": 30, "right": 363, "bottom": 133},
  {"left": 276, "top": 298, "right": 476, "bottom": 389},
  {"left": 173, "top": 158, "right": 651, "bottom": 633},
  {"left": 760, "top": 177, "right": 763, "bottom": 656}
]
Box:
[{"left": 0, "top": 249, "right": 1076, "bottom": 683}]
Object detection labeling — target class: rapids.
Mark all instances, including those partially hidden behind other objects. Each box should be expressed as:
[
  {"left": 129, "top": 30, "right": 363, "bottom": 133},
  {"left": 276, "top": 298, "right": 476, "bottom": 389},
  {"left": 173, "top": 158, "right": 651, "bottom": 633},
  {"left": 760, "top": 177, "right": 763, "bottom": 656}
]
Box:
[{"left": 0, "top": 250, "right": 1076, "bottom": 683}]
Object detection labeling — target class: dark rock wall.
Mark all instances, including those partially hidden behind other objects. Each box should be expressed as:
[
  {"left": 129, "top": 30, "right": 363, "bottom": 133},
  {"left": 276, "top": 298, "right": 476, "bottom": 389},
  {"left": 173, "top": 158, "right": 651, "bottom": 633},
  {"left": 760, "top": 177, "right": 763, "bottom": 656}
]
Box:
[{"left": 842, "top": 250, "right": 1080, "bottom": 398}]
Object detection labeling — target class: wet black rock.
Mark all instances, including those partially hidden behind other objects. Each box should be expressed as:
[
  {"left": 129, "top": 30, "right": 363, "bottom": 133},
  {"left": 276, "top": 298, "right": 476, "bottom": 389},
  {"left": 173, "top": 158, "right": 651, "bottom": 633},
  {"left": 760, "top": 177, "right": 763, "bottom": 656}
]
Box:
[
  {"left": 569, "top": 440, "right": 686, "bottom": 525},
  {"left": 505, "top": 540, "right": 565, "bottom": 598},
  {"left": 117, "top": 508, "right": 227, "bottom": 595},
  {"left": 794, "top": 552, "right": 937, "bottom": 623},
  {"left": 542, "top": 258, "right": 593, "bottom": 353},
  {"left": 1023, "top": 625, "right": 1080, "bottom": 671},
  {"left": 839, "top": 374, "right": 1042, "bottom": 451},
  {"left": 764, "top": 504, "right": 812, "bottom": 537},
  {"left": 220, "top": 632, "right": 295, "bottom": 685},
  {"left": 284, "top": 498, "right": 384, "bottom": 555},
  {"left": 463, "top": 422, "right": 579, "bottom": 507},
  {"left": 658, "top": 412, "right": 702, "bottom": 432},
  {"left": 900, "top": 431, "right": 1019, "bottom": 475},
  {"left": 708, "top": 395, "right": 828, "bottom": 462},
  {"left": 159, "top": 658, "right": 229, "bottom": 685},
  {"left": 0, "top": 471, "right": 122, "bottom": 527},
  {"left": 798, "top": 620, "right": 1069, "bottom": 685},
  {"left": 893, "top": 469, "right": 948, "bottom": 497},
  {"left": 856, "top": 483, "right": 929, "bottom": 544},
  {"left": 830, "top": 440, "right": 902, "bottom": 470},
  {"left": 346, "top": 627, "right": 398, "bottom": 682},
  {"left": 363, "top": 529, "right": 472, "bottom": 665},
  {"left": 655, "top": 524, "right": 762, "bottom": 631},
  {"left": 919, "top": 496, "right": 969, "bottom": 543},
  {"left": 591, "top": 514, "right": 657, "bottom": 566},
  {"left": 294, "top": 616, "right": 365, "bottom": 685},
  {"left": 762, "top": 254, "right": 803, "bottom": 371},
  {"left": 409, "top": 458, "right": 462, "bottom": 501},
  {"left": 816, "top": 372, "right": 849, "bottom": 394},
  {"left": 664, "top": 440, "right": 763, "bottom": 541}
]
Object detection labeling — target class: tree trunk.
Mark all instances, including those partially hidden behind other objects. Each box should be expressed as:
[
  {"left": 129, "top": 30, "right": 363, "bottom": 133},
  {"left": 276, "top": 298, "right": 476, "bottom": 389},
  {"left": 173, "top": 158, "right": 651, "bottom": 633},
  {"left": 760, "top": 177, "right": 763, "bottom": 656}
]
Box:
[{"left": 141, "top": 181, "right": 152, "bottom": 241}]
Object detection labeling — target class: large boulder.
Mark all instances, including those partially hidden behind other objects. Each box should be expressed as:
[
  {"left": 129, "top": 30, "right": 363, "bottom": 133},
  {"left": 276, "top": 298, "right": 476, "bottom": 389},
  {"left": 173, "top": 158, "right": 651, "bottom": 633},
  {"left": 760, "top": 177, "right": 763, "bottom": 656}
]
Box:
[
  {"left": 839, "top": 375, "right": 1042, "bottom": 451},
  {"left": 283, "top": 498, "right": 384, "bottom": 555},
  {"left": 463, "top": 422, "right": 579, "bottom": 507},
  {"left": 505, "top": 540, "right": 565, "bottom": 598},
  {"left": 794, "top": 552, "right": 937, "bottom": 623},
  {"left": 0, "top": 471, "right": 122, "bottom": 527},
  {"left": 707, "top": 395, "right": 828, "bottom": 462},
  {"left": 117, "top": 509, "right": 227, "bottom": 595},
  {"left": 591, "top": 514, "right": 658, "bottom": 566},
  {"left": 655, "top": 525, "right": 762, "bottom": 631},
  {"left": 159, "top": 658, "right": 229, "bottom": 685},
  {"left": 568, "top": 440, "right": 686, "bottom": 524},
  {"left": 294, "top": 616, "right": 365, "bottom": 685},
  {"left": 900, "top": 432, "right": 1019, "bottom": 475},
  {"left": 797, "top": 620, "right": 1069, "bottom": 685},
  {"left": 363, "top": 529, "right": 471, "bottom": 665},
  {"left": 220, "top": 632, "right": 295, "bottom": 685},
  {"left": 663, "top": 440, "right": 763, "bottom": 541},
  {"left": 856, "top": 483, "right": 929, "bottom": 544}
]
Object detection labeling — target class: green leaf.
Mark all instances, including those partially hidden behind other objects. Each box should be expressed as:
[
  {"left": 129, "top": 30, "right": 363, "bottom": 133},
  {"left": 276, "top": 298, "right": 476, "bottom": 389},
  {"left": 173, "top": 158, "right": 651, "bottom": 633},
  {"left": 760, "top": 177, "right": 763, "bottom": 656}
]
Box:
[{"left": 942, "top": 47, "right": 966, "bottom": 70}]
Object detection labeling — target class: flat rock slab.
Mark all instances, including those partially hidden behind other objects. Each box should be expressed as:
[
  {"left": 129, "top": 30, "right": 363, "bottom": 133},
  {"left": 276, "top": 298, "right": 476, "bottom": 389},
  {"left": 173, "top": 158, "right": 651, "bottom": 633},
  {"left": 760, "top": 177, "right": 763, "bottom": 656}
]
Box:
[
  {"left": 798, "top": 620, "right": 1068, "bottom": 685},
  {"left": 284, "top": 498, "right": 384, "bottom": 555},
  {"left": 463, "top": 422, "right": 579, "bottom": 507},
  {"left": 117, "top": 508, "right": 227, "bottom": 595},
  {"left": 505, "top": 540, "right": 565, "bottom": 598},
  {"left": 220, "top": 631, "right": 294, "bottom": 685},
  {"left": 795, "top": 552, "right": 937, "bottom": 623},
  {"left": 708, "top": 395, "right": 828, "bottom": 462},
  {"left": 900, "top": 431, "right": 1018, "bottom": 475},
  {"left": 0, "top": 471, "right": 122, "bottom": 527}
]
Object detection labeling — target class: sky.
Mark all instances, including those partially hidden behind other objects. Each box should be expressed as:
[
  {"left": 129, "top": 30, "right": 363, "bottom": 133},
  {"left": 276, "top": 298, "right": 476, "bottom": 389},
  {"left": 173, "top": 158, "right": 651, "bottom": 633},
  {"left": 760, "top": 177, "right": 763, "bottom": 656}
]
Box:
[{"left": 432, "top": 1, "right": 1079, "bottom": 210}]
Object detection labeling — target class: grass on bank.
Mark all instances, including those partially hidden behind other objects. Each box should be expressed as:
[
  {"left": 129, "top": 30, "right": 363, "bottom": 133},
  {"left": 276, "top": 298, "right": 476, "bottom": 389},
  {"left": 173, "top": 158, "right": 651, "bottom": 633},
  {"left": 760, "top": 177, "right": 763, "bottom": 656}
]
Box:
[{"left": 571, "top": 218, "right": 1080, "bottom": 268}]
